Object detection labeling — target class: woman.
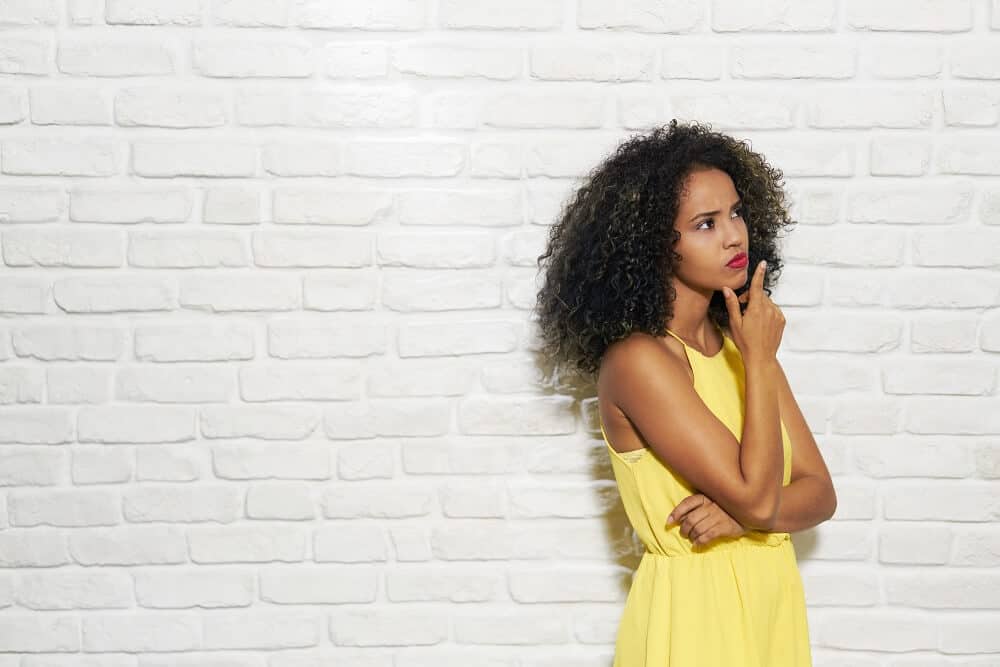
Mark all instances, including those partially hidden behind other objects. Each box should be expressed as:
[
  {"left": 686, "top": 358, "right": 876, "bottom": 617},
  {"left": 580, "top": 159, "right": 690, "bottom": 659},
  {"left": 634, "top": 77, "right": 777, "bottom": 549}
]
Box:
[{"left": 534, "top": 119, "right": 837, "bottom": 666}]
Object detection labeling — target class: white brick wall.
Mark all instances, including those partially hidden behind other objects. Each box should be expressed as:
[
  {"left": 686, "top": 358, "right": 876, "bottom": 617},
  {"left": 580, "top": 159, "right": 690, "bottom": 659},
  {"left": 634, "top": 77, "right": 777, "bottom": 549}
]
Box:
[{"left": 0, "top": 0, "right": 998, "bottom": 664}]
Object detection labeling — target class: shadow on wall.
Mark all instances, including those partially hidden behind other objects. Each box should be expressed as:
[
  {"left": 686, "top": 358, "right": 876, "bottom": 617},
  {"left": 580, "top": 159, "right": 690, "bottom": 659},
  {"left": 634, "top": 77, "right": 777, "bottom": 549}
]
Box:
[{"left": 530, "top": 346, "right": 642, "bottom": 595}]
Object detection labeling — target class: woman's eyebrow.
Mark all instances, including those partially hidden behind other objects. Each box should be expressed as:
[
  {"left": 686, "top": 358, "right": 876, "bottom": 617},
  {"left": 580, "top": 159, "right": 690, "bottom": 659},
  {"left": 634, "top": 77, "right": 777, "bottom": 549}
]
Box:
[{"left": 689, "top": 198, "right": 743, "bottom": 222}]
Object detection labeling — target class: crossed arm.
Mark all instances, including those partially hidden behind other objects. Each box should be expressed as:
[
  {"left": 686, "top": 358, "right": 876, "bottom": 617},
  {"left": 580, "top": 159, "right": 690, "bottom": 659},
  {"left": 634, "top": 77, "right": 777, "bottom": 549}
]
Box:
[
  {"left": 769, "top": 358, "right": 837, "bottom": 532},
  {"left": 670, "top": 358, "right": 837, "bottom": 538}
]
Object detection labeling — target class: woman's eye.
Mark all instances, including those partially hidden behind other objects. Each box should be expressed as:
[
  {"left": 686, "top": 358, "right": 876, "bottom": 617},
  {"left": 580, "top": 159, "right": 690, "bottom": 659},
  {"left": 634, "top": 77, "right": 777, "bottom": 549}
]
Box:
[{"left": 696, "top": 208, "right": 743, "bottom": 230}]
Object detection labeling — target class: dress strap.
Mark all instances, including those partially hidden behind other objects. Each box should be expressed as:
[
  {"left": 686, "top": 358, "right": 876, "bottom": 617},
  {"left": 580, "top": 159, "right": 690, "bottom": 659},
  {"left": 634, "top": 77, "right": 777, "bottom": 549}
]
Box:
[
  {"left": 663, "top": 328, "right": 686, "bottom": 345},
  {"left": 664, "top": 320, "right": 723, "bottom": 350}
]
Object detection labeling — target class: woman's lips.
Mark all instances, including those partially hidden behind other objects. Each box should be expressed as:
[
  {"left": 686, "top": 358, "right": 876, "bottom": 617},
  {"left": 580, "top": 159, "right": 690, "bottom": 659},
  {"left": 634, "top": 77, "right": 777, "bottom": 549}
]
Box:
[{"left": 726, "top": 253, "right": 748, "bottom": 268}]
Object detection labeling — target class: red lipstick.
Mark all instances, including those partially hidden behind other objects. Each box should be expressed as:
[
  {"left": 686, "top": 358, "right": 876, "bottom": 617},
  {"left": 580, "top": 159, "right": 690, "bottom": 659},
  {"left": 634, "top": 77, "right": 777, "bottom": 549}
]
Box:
[{"left": 726, "top": 252, "right": 748, "bottom": 269}]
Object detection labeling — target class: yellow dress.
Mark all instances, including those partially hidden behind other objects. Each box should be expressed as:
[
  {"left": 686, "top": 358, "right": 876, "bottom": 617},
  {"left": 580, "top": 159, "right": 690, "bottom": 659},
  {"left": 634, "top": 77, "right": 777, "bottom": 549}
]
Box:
[{"left": 601, "top": 322, "right": 813, "bottom": 666}]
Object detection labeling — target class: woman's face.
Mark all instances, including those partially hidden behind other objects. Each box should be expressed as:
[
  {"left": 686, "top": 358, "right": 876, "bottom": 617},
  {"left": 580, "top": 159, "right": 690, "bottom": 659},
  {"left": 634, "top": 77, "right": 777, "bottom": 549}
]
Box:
[{"left": 671, "top": 167, "right": 749, "bottom": 293}]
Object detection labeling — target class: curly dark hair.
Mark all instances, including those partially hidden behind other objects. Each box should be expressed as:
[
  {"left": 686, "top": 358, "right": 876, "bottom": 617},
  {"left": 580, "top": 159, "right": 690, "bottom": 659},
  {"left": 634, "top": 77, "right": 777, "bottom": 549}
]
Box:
[{"left": 533, "top": 118, "right": 796, "bottom": 386}]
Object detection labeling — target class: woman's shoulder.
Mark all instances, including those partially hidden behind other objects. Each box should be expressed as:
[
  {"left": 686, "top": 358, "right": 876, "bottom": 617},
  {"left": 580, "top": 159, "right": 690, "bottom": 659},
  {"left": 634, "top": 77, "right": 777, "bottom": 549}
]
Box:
[
  {"left": 602, "top": 330, "right": 682, "bottom": 365},
  {"left": 599, "top": 331, "right": 693, "bottom": 392}
]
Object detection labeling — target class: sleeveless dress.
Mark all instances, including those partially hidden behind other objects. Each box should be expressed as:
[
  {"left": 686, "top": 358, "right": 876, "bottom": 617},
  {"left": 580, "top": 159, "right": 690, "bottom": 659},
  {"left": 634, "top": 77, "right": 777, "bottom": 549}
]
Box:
[{"left": 600, "top": 321, "right": 813, "bottom": 666}]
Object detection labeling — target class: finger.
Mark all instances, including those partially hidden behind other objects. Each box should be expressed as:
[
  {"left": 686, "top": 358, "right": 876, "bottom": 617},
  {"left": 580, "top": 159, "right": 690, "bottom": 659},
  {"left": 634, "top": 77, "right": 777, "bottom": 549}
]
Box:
[
  {"left": 722, "top": 285, "right": 741, "bottom": 328},
  {"left": 667, "top": 493, "right": 708, "bottom": 523},
  {"left": 686, "top": 513, "right": 716, "bottom": 542},
  {"left": 666, "top": 494, "right": 704, "bottom": 524},
  {"left": 679, "top": 506, "right": 713, "bottom": 538},
  {"left": 695, "top": 526, "right": 717, "bottom": 545},
  {"left": 666, "top": 500, "right": 688, "bottom": 525},
  {"left": 750, "top": 259, "right": 767, "bottom": 295}
]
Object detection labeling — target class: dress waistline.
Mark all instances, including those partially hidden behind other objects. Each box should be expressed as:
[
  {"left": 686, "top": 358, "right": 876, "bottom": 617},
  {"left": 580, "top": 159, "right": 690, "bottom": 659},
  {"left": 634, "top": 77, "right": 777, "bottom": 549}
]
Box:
[{"left": 643, "top": 531, "right": 790, "bottom": 559}]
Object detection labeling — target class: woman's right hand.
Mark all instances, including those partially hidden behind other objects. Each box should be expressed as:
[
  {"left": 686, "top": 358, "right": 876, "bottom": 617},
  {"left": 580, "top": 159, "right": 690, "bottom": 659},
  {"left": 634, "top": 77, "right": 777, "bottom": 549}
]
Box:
[{"left": 722, "top": 260, "right": 785, "bottom": 364}]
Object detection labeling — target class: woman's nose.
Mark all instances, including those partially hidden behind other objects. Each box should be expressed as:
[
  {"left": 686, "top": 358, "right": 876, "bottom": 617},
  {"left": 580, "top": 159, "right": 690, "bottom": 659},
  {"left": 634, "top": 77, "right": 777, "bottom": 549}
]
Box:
[{"left": 725, "top": 218, "right": 743, "bottom": 244}]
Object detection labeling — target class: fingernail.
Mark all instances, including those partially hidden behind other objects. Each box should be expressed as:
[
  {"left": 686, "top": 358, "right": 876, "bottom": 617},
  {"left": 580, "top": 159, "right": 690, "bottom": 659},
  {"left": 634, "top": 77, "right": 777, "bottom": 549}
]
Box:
[{"left": 666, "top": 514, "right": 673, "bottom": 523}]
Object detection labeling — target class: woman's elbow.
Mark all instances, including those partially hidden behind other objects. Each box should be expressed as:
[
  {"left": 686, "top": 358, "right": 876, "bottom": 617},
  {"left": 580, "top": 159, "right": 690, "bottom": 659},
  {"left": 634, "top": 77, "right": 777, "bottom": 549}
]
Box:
[
  {"left": 825, "top": 484, "right": 838, "bottom": 520},
  {"left": 742, "top": 501, "right": 778, "bottom": 532}
]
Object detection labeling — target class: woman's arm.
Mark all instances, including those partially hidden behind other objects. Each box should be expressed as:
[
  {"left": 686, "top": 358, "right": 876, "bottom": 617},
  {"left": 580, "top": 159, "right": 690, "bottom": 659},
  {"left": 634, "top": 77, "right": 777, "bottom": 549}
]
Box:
[
  {"left": 667, "top": 358, "right": 836, "bottom": 537},
  {"left": 769, "top": 358, "right": 837, "bottom": 532},
  {"left": 740, "top": 356, "right": 785, "bottom": 529},
  {"left": 771, "top": 476, "right": 835, "bottom": 533}
]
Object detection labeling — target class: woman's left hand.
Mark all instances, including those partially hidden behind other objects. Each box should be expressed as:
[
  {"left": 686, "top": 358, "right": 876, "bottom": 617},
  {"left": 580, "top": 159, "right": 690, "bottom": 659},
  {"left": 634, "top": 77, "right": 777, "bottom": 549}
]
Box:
[{"left": 666, "top": 493, "right": 748, "bottom": 545}]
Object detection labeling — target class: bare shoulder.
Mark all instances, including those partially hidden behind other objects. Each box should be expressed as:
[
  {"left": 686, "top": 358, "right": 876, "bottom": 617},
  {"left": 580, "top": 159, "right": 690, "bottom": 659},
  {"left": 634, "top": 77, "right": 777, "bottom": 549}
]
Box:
[
  {"left": 605, "top": 331, "right": 692, "bottom": 385},
  {"left": 597, "top": 333, "right": 690, "bottom": 439},
  {"left": 599, "top": 333, "right": 682, "bottom": 395}
]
